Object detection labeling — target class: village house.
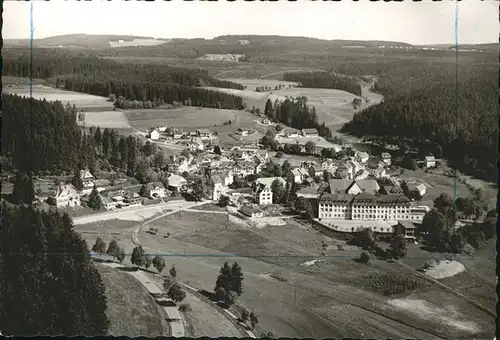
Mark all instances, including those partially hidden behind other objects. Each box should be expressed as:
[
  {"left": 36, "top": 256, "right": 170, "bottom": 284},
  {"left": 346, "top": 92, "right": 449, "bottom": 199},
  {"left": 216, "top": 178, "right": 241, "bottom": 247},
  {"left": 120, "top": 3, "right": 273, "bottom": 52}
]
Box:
[
  {"left": 188, "top": 137, "right": 204, "bottom": 151},
  {"left": 149, "top": 128, "right": 160, "bottom": 141},
  {"left": 424, "top": 155, "right": 436, "bottom": 168},
  {"left": 173, "top": 132, "right": 184, "bottom": 139},
  {"left": 79, "top": 169, "right": 96, "bottom": 194},
  {"left": 354, "top": 169, "right": 370, "bottom": 180},
  {"left": 372, "top": 167, "right": 387, "bottom": 178},
  {"left": 230, "top": 161, "right": 256, "bottom": 177},
  {"left": 48, "top": 184, "right": 82, "bottom": 208},
  {"left": 238, "top": 127, "right": 251, "bottom": 136},
  {"left": 146, "top": 182, "right": 167, "bottom": 198},
  {"left": 311, "top": 164, "right": 323, "bottom": 177},
  {"left": 239, "top": 206, "right": 264, "bottom": 220},
  {"left": 261, "top": 118, "right": 270, "bottom": 125},
  {"left": 281, "top": 127, "right": 300, "bottom": 138},
  {"left": 291, "top": 167, "right": 309, "bottom": 184},
  {"left": 345, "top": 179, "right": 380, "bottom": 195},
  {"left": 253, "top": 183, "right": 273, "bottom": 205},
  {"left": 196, "top": 129, "right": 212, "bottom": 139},
  {"left": 122, "top": 191, "right": 143, "bottom": 207},
  {"left": 102, "top": 196, "right": 117, "bottom": 211},
  {"left": 408, "top": 183, "right": 427, "bottom": 197},
  {"left": 335, "top": 163, "right": 354, "bottom": 180},
  {"left": 381, "top": 152, "right": 392, "bottom": 166},
  {"left": 255, "top": 150, "right": 269, "bottom": 163},
  {"left": 394, "top": 220, "right": 417, "bottom": 242},
  {"left": 355, "top": 151, "right": 370, "bottom": 163},
  {"left": 157, "top": 126, "right": 167, "bottom": 132},
  {"left": 296, "top": 185, "right": 321, "bottom": 199},
  {"left": 209, "top": 175, "right": 227, "bottom": 201},
  {"left": 255, "top": 176, "right": 287, "bottom": 189},
  {"left": 166, "top": 174, "right": 187, "bottom": 192},
  {"left": 301, "top": 128, "right": 319, "bottom": 138}
]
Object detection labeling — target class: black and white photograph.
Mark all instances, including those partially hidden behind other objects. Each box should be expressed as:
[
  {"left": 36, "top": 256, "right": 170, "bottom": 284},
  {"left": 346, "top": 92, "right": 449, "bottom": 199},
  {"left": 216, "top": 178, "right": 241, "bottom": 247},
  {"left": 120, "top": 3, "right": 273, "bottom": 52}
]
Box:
[{"left": 1, "top": 1, "right": 498, "bottom": 339}]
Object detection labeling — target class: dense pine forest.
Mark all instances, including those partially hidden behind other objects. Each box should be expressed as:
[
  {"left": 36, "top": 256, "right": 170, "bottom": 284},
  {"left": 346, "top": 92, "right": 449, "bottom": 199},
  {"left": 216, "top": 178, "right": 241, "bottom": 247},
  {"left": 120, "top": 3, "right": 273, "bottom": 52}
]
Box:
[
  {"left": 340, "top": 61, "right": 498, "bottom": 180},
  {"left": 283, "top": 71, "right": 362, "bottom": 96},
  {"left": 2, "top": 94, "right": 83, "bottom": 174},
  {"left": 2, "top": 94, "right": 170, "bottom": 184},
  {"left": 3, "top": 48, "right": 244, "bottom": 109},
  {"left": 1, "top": 202, "right": 109, "bottom": 335},
  {"left": 263, "top": 97, "right": 332, "bottom": 138},
  {"left": 62, "top": 76, "right": 244, "bottom": 110}
]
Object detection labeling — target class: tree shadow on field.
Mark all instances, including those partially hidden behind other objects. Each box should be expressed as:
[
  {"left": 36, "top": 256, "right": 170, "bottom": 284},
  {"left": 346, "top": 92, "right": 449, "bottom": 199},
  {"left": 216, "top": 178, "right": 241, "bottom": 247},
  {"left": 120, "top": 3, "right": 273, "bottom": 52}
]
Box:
[
  {"left": 118, "top": 266, "right": 140, "bottom": 272},
  {"left": 199, "top": 289, "right": 216, "bottom": 301}
]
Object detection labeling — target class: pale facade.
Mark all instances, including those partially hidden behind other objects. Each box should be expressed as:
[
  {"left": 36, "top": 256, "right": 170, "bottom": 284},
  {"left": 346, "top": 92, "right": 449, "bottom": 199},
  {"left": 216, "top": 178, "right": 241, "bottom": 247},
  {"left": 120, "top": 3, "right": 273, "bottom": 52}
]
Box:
[
  {"left": 254, "top": 184, "right": 273, "bottom": 205},
  {"left": 48, "top": 184, "right": 82, "bottom": 208},
  {"left": 318, "top": 193, "right": 411, "bottom": 222}
]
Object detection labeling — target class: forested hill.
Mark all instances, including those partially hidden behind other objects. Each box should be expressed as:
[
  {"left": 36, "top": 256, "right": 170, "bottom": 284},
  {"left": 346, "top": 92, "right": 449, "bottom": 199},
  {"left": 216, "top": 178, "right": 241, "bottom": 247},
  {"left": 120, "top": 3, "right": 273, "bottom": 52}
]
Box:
[
  {"left": 2, "top": 94, "right": 85, "bottom": 174},
  {"left": 3, "top": 48, "right": 244, "bottom": 90},
  {"left": 340, "top": 60, "right": 498, "bottom": 181},
  {"left": 3, "top": 48, "right": 245, "bottom": 109},
  {"left": 1, "top": 202, "right": 109, "bottom": 336},
  {"left": 283, "top": 71, "right": 362, "bottom": 96}
]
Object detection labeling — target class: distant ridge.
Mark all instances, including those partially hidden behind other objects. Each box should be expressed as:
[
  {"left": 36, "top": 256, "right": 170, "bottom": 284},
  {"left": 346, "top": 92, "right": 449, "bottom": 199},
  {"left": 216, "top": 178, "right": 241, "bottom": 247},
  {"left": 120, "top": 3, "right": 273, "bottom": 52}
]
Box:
[{"left": 4, "top": 34, "right": 170, "bottom": 48}]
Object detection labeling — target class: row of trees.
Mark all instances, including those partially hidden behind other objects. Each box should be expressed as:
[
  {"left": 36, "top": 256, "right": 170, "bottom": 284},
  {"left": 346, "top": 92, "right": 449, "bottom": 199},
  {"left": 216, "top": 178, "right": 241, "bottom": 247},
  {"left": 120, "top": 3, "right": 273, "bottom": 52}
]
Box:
[
  {"left": 283, "top": 71, "right": 362, "bottom": 96},
  {"left": 62, "top": 76, "right": 244, "bottom": 110},
  {"left": 1, "top": 203, "right": 110, "bottom": 335},
  {"left": 262, "top": 98, "right": 332, "bottom": 139}
]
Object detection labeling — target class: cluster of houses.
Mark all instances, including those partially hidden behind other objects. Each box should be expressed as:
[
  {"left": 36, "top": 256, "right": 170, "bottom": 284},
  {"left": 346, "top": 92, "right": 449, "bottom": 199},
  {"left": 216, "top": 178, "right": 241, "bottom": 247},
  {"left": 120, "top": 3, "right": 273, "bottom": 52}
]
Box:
[
  {"left": 147, "top": 127, "right": 213, "bottom": 150},
  {"left": 199, "top": 54, "right": 245, "bottom": 61}
]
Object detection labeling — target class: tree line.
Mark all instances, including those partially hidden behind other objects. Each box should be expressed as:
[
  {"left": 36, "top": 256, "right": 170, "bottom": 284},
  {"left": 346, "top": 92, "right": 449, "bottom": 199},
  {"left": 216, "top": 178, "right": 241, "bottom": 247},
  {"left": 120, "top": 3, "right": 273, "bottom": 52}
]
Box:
[
  {"left": 1, "top": 202, "right": 109, "bottom": 336},
  {"left": 263, "top": 97, "right": 332, "bottom": 138},
  {"left": 62, "top": 76, "right": 244, "bottom": 110},
  {"left": 339, "top": 61, "right": 497, "bottom": 181},
  {"left": 283, "top": 71, "right": 362, "bottom": 96}
]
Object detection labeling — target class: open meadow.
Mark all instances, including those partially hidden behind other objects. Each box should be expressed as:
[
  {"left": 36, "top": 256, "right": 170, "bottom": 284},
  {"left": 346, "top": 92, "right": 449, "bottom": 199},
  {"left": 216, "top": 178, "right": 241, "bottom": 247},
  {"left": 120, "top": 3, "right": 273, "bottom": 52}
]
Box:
[
  {"left": 96, "top": 264, "right": 169, "bottom": 337},
  {"left": 124, "top": 106, "right": 269, "bottom": 148},
  {"left": 3, "top": 84, "right": 113, "bottom": 109},
  {"left": 135, "top": 211, "right": 494, "bottom": 339}
]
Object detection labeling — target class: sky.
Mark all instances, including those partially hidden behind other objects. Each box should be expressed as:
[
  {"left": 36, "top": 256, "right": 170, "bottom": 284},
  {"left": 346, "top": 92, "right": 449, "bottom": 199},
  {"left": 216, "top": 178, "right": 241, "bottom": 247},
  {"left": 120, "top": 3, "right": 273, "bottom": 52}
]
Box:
[{"left": 3, "top": 0, "right": 498, "bottom": 45}]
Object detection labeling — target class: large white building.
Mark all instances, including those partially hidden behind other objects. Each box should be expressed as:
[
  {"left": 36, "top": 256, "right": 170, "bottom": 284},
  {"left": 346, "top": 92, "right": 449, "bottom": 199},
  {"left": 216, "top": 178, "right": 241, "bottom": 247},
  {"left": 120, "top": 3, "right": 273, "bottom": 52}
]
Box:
[
  {"left": 253, "top": 183, "right": 273, "bottom": 205},
  {"left": 318, "top": 192, "right": 412, "bottom": 222}
]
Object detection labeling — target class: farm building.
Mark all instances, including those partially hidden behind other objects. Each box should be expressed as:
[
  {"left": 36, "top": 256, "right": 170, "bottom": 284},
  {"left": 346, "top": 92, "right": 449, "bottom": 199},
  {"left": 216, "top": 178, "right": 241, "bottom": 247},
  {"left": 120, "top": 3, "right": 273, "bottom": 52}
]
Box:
[
  {"left": 166, "top": 174, "right": 187, "bottom": 192},
  {"left": 424, "top": 155, "right": 436, "bottom": 168},
  {"left": 355, "top": 151, "right": 370, "bottom": 163},
  {"left": 196, "top": 129, "right": 211, "bottom": 139},
  {"left": 239, "top": 206, "right": 264, "bottom": 219},
  {"left": 146, "top": 182, "right": 167, "bottom": 198},
  {"left": 149, "top": 129, "right": 160, "bottom": 141},
  {"left": 381, "top": 152, "right": 392, "bottom": 166},
  {"left": 301, "top": 128, "right": 319, "bottom": 138},
  {"left": 395, "top": 220, "right": 417, "bottom": 242},
  {"left": 48, "top": 184, "right": 82, "bottom": 208}
]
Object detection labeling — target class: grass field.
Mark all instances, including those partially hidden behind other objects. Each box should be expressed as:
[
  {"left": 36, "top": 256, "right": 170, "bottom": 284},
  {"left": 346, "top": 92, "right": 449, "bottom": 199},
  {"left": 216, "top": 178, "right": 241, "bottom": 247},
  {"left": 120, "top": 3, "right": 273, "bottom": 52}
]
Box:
[
  {"left": 206, "top": 78, "right": 383, "bottom": 132},
  {"left": 124, "top": 106, "right": 267, "bottom": 148},
  {"left": 82, "top": 110, "right": 133, "bottom": 129},
  {"left": 143, "top": 272, "right": 244, "bottom": 338},
  {"left": 3, "top": 84, "right": 114, "bottom": 109},
  {"left": 96, "top": 264, "right": 168, "bottom": 337},
  {"left": 136, "top": 211, "right": 494, "bottom": 339}
]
